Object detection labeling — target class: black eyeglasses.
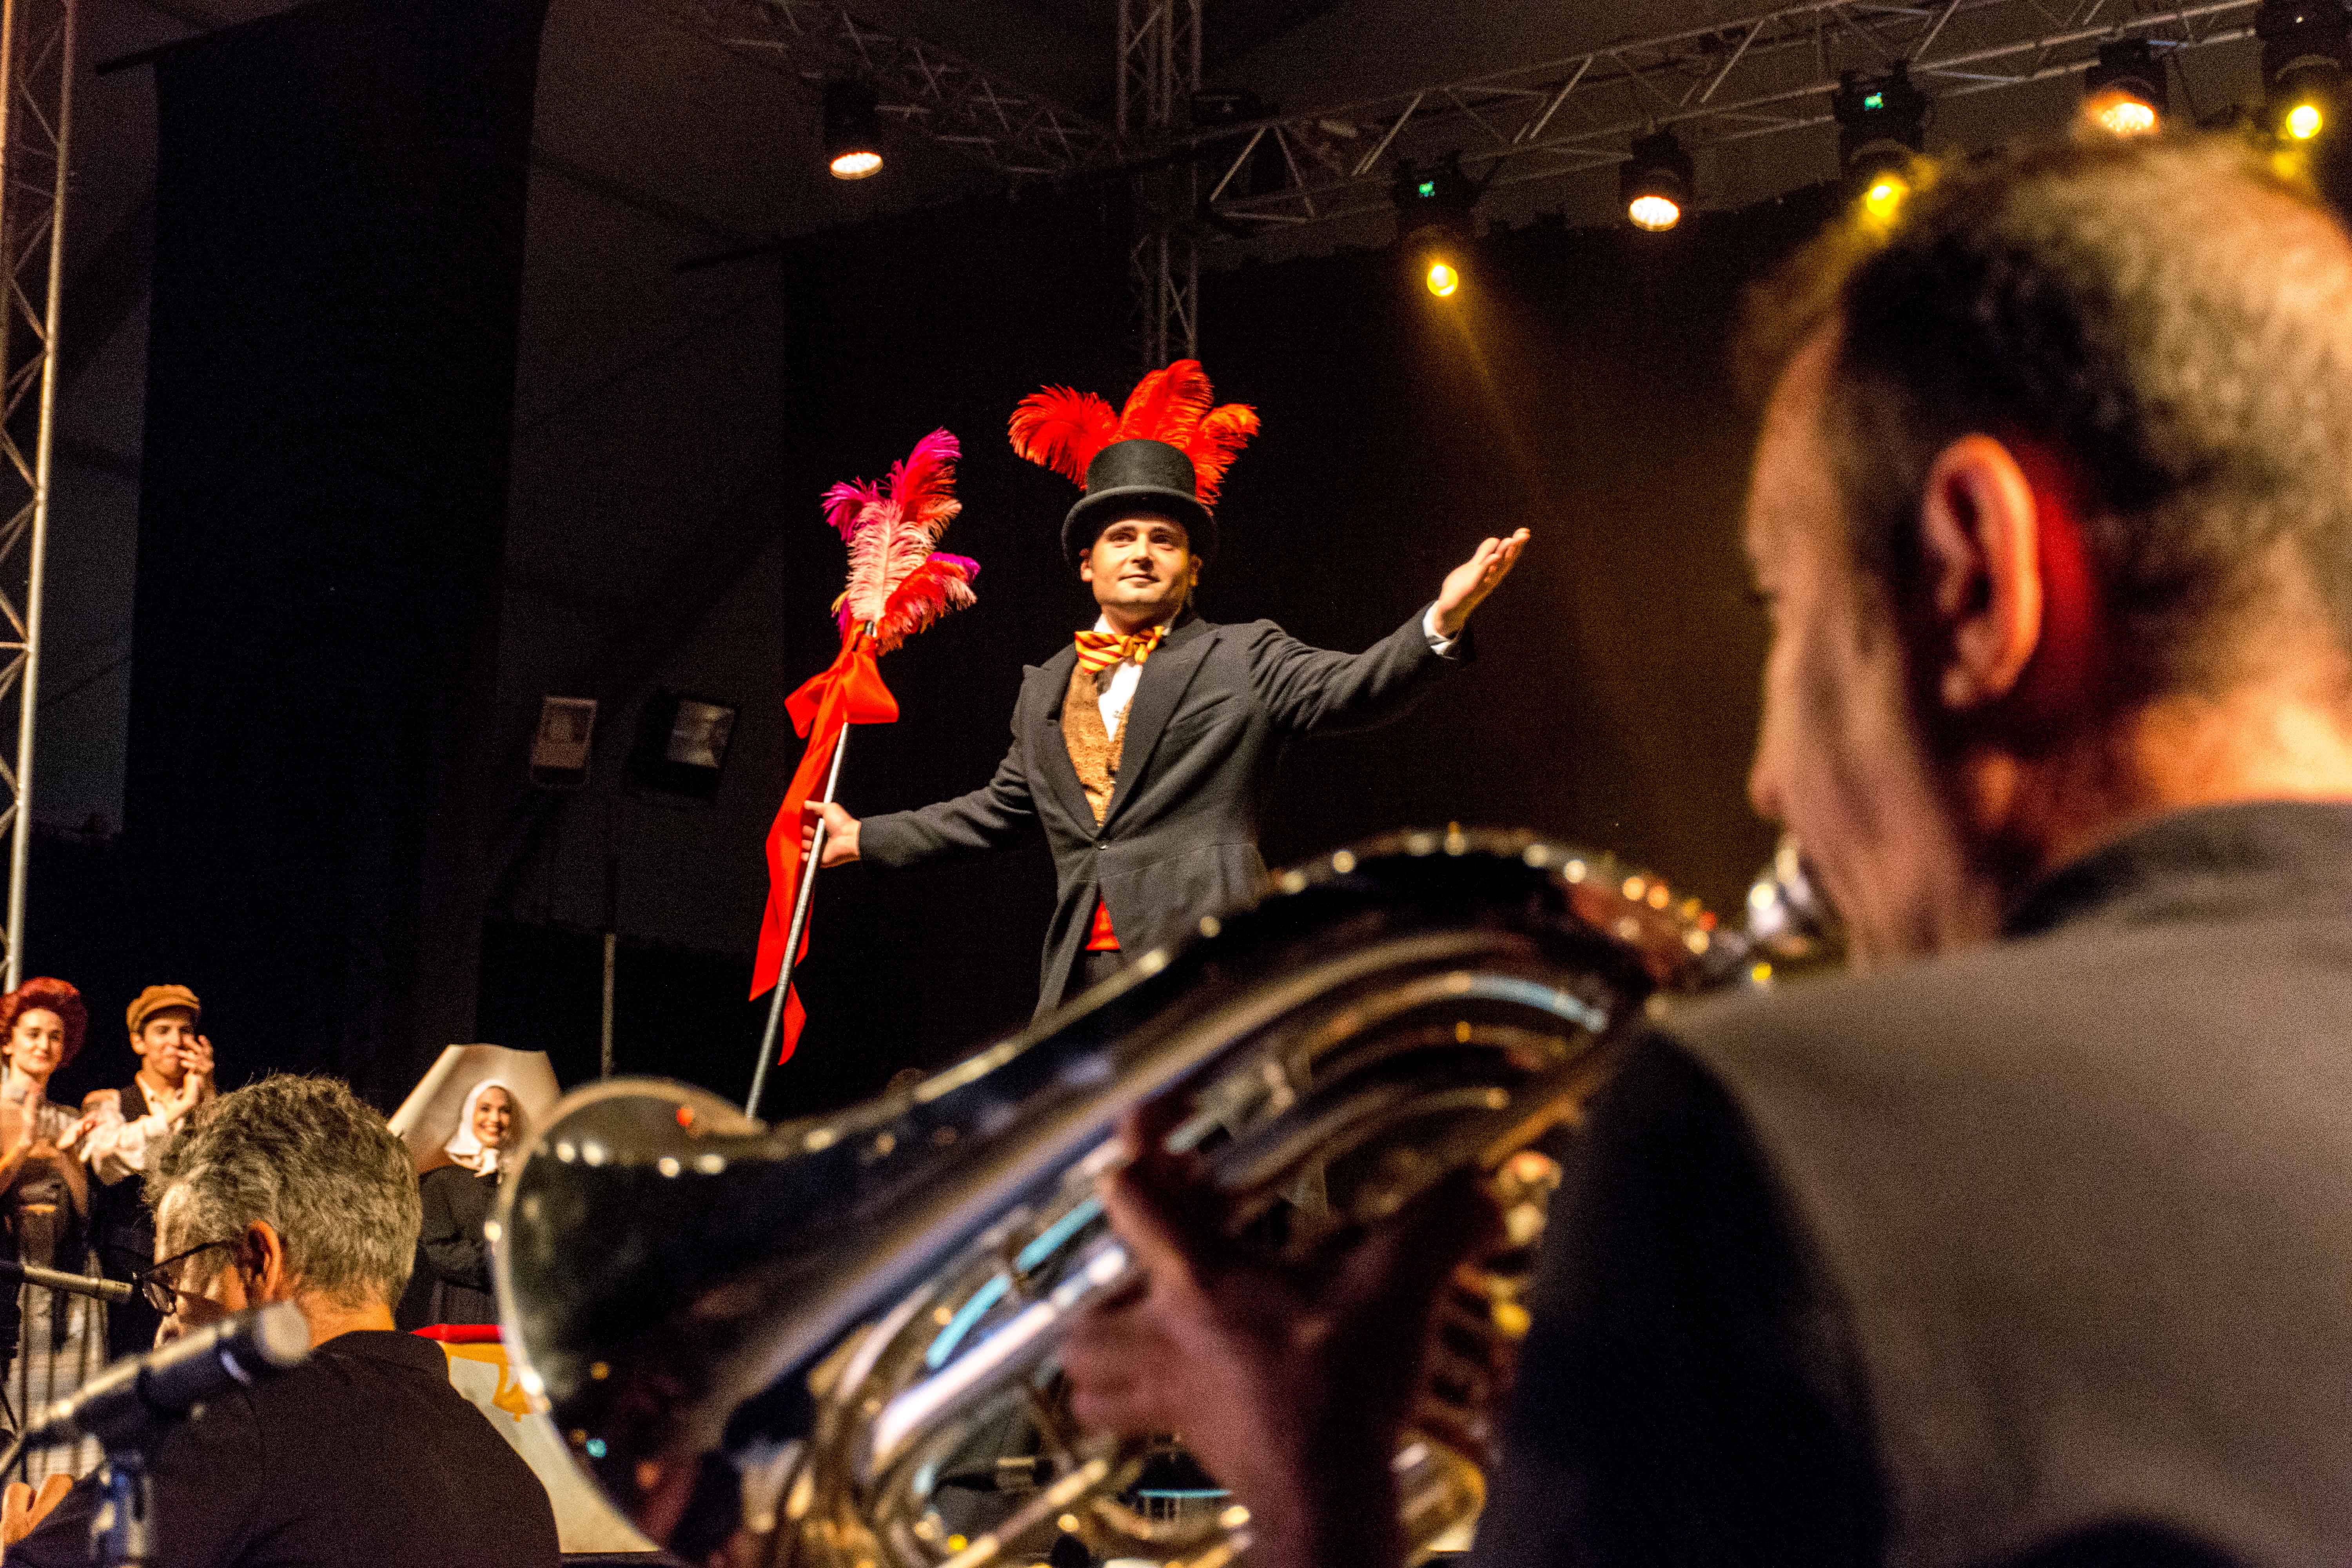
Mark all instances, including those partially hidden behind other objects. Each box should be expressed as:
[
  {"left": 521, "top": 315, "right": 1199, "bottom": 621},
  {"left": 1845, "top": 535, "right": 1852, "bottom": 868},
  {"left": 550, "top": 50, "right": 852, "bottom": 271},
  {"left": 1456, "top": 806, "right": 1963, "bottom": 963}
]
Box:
[{"left": 135, "top": 1240, "right": 237, "bottom": 1312}]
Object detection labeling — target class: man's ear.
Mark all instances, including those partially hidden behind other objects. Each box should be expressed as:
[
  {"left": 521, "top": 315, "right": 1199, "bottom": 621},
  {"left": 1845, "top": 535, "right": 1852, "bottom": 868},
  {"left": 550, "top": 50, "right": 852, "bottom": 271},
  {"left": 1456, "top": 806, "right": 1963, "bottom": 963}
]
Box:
[
  {"left": 1916, "top": 434, "right": 2044, "bottom": 712},
  {"left": 242, "top": 1220, "right": 292, "bottom": 1303}
]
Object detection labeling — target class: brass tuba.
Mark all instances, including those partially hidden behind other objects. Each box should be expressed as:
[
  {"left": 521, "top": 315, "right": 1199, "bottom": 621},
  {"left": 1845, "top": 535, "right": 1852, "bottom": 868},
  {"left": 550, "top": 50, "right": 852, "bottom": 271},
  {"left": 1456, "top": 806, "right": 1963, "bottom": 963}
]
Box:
[{"left": 494, "top": 828, "right": 1832, "bottom": 1562}]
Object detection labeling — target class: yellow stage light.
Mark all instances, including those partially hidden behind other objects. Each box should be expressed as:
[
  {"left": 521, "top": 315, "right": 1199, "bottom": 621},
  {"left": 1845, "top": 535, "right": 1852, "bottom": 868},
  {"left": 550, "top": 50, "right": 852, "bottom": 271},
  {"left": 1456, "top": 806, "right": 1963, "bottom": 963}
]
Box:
[
  {"left": 829, "top": 149, "right": 884, "bottom": 180},
  {"left": 1626, "top": 193, "right": 1682, "bottom": 232},
  {"left": 1862, "top": 174, "right": 1909, "bottom": 221},
  {"left": 2288, "top": 100, "right": 2325, "bottom": 139},
  {"left": 1424, "top": 260, "right": 1460, "bottom": 298},
  {"left": 2085, "top": 87, "right": 2161, "bottom": 136}
]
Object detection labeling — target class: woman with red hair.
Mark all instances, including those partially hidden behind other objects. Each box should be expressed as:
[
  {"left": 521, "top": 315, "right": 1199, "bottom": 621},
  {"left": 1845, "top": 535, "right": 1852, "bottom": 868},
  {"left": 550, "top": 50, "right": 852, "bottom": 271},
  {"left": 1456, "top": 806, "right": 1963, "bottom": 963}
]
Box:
[{"left": 0, "top": 976, "right": 95, "bottom": 1430}]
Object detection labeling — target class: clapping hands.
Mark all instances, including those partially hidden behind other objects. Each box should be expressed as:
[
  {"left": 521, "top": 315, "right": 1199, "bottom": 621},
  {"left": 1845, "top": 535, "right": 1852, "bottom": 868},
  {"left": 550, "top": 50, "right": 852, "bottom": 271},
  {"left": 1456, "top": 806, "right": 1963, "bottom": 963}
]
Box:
[{"left": 158, "top": 1036, "right": 217, "bottom": 1122}]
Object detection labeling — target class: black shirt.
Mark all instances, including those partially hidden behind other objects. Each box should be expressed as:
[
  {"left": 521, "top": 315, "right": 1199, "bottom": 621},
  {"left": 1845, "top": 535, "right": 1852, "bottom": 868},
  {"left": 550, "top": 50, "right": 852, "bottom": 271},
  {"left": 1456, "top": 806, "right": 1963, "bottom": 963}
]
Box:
[
  {"left": 12, "top": 1329, "right": 559, "bottom": 1568},
  {"left": 417, "top": 1164, "right": 500, "bottom": 1326},
  {"left": 1474, "top": 802, "right": 2352, "bottom": 1568}
]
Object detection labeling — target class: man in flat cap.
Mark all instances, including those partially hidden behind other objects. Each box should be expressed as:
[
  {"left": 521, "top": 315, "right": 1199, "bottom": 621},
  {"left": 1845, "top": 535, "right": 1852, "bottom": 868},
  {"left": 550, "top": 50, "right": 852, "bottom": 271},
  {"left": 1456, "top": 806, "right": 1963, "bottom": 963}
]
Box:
[{"left": 82, "top": 983, "right": 216, "bottom": 1354}]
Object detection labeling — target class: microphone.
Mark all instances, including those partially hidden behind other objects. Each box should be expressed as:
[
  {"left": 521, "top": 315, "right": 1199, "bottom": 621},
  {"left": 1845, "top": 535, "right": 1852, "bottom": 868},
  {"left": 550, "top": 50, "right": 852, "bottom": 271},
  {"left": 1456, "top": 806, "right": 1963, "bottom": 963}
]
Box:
[
  {"left": 18, "top": 1302, "right": 310, "bottom": 1451},
  {"left": 0, "top": 1258, "right": 132, "bottom": 1304}
]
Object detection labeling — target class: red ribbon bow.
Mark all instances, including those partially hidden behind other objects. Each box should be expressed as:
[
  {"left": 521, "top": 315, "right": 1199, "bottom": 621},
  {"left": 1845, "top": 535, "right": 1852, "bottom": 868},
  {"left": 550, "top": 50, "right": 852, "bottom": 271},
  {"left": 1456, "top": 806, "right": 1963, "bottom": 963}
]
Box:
[{"left": 753, "top": 625, "right": 900, "bottom": 1062}]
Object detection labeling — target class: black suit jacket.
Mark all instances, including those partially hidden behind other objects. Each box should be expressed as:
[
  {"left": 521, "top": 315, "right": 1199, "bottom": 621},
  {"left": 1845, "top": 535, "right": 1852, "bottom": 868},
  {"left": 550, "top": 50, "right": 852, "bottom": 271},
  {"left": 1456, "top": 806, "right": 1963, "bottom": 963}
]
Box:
[
  {"left": 14, "top": 1330, "right": 559, "bottom": 1568},
  {"left": 860, "top": 606, "right": 1460, "bottom": 1010},
  {"left": 1474, "top": 802, "right": 2352, "bottom": 1568}
]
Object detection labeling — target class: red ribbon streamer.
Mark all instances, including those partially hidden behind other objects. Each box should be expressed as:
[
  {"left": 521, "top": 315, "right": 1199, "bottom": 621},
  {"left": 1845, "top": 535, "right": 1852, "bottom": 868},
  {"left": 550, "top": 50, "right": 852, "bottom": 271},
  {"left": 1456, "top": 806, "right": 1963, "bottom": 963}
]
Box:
[{"left": 753, "top": 625, "right": 899, "bottom": 1062}]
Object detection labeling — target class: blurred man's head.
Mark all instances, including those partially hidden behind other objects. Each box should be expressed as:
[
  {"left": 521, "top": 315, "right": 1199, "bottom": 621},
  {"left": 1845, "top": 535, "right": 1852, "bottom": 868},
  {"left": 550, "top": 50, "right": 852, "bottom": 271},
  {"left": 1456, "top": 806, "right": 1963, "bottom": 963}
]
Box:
[
  {"left": 149, "top": 1075, "right": 420, "bottom": 1346},
  {"left": 1741, "top": 138, "right": 2352, "bottom": 965},
  {"left": 127, "top": 984, "right": 202, "bottom": 1086}
]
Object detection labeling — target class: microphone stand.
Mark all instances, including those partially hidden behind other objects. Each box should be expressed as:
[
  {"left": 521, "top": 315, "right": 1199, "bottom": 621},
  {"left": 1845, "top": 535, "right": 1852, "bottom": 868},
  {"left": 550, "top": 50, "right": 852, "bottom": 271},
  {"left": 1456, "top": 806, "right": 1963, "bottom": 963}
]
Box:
[
  {"left": 0, "top": 1303, "right": 310, "bottom": 1566},
  {"left": 92, "top": 1451, "right": 153, "bottom": 1567}
]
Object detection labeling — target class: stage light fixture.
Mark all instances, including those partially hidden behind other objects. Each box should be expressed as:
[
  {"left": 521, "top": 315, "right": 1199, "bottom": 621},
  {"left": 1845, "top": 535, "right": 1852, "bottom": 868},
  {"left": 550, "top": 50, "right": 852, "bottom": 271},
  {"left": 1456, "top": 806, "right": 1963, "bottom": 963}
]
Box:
[
  {"left": 1861, "top": 172, "right": 1909, "bottom": 222},
  {"left": 2259, "top": 0, "right": 2351, "bottom": 141},
  {"left": 823, "top": 80, "right": 885, "bottom": 180},
  {"left": 2083, "top": 38, "right": 2168, "bottom": 136},
  {"left": 627, "top": 691, "right": 739, "bottom": 802},
  {"left": 529, "top": 697, "right": 597, "bottom": 791},
  {"left": 1833, "top": 63, "right": 1928, "bottom": 194},
  {"left": 1620, "top": 129, "right": 1693, "bottom": 232},
  {"left": 1392, "top": 153, "right": 1483, "bottom": 298}
]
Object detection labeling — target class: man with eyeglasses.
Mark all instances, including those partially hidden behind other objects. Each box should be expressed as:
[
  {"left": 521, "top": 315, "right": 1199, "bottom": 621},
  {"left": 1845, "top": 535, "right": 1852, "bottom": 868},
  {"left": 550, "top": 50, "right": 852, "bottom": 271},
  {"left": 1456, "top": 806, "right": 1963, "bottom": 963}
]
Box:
[{"left": 6, "top": 1075, "right": 557, "bottom": 1568}]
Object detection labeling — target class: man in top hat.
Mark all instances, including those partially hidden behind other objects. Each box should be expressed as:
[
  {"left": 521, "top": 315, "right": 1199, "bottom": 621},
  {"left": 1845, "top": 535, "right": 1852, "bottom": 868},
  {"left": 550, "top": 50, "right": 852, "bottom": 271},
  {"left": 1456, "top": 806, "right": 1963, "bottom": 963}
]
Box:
[
  {"left": 82, "top": 982, "right": 216, "bottom": 1355},
  {"left": 804, "top": 361, "right": 1528, "bottom": 1013}
]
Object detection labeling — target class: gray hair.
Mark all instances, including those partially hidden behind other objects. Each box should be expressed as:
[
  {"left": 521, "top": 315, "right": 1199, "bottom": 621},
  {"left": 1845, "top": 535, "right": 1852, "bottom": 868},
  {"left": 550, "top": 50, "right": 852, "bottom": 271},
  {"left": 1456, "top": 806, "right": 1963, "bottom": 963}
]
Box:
[{"left": 152, "top": 1074, "right": 421, "bottom": 1309}]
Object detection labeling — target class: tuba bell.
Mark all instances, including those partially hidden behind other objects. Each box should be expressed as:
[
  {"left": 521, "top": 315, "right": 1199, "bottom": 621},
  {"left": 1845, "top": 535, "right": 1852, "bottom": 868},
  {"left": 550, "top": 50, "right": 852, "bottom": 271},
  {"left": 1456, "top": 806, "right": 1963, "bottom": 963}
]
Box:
[{"left": 494, "top": 828, "right": 1833, "bottom": 1561}]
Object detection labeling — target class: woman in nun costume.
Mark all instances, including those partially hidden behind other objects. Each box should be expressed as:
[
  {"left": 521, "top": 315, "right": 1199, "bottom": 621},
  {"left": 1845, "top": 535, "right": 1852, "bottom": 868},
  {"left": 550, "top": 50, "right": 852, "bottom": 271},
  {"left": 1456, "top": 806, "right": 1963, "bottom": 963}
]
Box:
[{"left": 414, "top": 1079, "right": 521, "bottom": 1326}]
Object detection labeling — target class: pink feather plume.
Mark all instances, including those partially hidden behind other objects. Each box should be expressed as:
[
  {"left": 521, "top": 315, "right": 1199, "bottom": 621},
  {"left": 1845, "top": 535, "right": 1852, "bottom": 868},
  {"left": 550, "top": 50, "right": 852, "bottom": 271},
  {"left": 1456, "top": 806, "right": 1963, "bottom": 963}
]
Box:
[{"left": 824, "top": 428, "right": 980, "bottom": 650}]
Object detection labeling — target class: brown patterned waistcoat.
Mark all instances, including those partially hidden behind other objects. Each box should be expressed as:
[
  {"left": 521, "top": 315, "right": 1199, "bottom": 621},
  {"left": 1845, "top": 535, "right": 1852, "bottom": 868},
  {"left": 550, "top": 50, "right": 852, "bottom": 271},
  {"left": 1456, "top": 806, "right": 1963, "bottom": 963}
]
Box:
[{"left": 1061, "top": 662, "right": 1127, "bottom": 825}]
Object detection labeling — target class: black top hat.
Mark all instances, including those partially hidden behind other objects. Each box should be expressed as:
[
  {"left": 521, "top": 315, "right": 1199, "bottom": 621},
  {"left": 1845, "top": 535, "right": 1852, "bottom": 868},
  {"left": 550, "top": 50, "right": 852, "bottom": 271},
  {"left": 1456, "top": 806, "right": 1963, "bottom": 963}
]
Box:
[{"left": 1061, "top": 438, "right": 1216, "bottom": 563}]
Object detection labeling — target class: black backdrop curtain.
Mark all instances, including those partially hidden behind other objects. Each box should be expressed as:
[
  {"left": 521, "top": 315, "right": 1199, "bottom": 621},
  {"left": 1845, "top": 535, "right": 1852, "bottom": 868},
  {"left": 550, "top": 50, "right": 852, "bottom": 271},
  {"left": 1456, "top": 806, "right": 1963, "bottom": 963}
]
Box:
[{"left": 123, "top": 0, "right": 546, "bottom": 1100}]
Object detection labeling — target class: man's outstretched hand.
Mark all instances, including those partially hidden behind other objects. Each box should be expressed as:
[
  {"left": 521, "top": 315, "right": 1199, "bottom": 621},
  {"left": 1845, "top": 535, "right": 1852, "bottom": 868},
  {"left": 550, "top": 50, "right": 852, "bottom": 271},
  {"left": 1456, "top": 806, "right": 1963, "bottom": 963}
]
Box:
[
  {"left": 799, "top": 802, "right": 861, "bottom": 867},
  {"left": 1060, "top": 1104, "right": 1501, "bottom": 1568},
  {"left": 1432, "top": 528, "right": 1531, "bottom": 639}
]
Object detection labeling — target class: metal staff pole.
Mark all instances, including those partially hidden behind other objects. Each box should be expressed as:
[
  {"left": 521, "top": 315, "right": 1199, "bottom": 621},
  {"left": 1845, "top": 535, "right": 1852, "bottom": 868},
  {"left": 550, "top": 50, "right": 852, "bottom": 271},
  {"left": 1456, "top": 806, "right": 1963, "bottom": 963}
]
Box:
[{"left": 746, "top": 625, "right": 868, "bottom": 1119}]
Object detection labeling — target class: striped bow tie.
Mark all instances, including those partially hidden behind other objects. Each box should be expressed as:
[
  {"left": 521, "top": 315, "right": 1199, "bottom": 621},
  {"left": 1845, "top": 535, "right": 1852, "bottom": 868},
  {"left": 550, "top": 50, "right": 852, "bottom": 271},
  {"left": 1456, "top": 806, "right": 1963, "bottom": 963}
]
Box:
[{"left": 1074, "top": 624, "right": 1167, "bottom": 676}]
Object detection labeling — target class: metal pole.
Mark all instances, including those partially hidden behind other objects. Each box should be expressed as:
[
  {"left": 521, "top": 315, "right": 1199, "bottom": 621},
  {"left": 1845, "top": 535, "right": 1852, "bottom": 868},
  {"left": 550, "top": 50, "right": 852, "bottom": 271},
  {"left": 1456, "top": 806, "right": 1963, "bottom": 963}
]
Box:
[
  {"left": 1114, "top": 0, "right": 1131, "bottom": 134},
  {"left": 599, "top": 932, "right": 615, "bottom": 1079},
  {"left": 4, "top": 0, "right": 70, "bottom": 991},
  {"left": 600, "top": 839, "right": 617, "bottom": 1078},
  {"left": 744, "top": 721, "right": 850, "bottom": 1120}
]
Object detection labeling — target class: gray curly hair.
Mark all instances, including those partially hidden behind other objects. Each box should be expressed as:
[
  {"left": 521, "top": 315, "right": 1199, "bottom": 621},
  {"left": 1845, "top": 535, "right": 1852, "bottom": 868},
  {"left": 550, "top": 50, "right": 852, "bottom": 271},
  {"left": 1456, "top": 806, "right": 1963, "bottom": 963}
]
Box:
[{"left": 152, "top": 1074, "right": 421, "bottom": 1308}]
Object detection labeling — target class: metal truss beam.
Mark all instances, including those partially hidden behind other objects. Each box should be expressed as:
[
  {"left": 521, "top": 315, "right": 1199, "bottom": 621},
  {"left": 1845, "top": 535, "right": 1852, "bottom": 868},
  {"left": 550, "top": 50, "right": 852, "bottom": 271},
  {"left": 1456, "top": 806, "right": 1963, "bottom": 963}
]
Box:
[
  {"left": 0, "top": 0, "right": 72, "bottom": 988},
  {"left": 644, "top": 0, "right": 1120, "bottom": 177},
  {"left": 1120, "top": 0, "right": 1201, "bottom": 368},
  {"left": 1196, "top": 0, "right": 2261, "bottom": 234}
]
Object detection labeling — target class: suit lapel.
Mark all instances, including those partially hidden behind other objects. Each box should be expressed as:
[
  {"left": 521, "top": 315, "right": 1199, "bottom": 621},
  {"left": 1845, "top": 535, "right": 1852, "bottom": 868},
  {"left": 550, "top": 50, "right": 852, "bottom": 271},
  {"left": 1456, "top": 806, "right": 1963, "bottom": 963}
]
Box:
[
  {"left": 1030, "top": 645, "right": 1096, "bottom": 832},
  {"left": 1100, "top": 616, "right": 1216, "bottom": 830}
]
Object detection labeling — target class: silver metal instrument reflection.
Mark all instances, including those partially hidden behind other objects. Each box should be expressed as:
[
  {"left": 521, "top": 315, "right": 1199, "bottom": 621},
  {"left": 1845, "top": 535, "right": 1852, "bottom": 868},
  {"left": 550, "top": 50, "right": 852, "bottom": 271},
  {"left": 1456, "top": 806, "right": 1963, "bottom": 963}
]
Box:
[{"left": 494, "top": 828, "right": 1836, "bottom": 1563}]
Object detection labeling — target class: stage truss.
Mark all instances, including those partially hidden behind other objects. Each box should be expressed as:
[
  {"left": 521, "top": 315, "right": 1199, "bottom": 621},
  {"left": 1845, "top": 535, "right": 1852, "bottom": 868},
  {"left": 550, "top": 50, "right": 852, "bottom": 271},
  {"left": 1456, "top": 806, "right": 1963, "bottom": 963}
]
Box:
[
  {"left": 1120, "top": 0, "right": 1201, "bottom": 368},
  {"left": 1190, "top": 0, "right": 2264, "bottom": 234},
  {"left": 650, "top": 0, "right": 1120, "bottom": 177},
  {"left": 639, "top": 0, "right": 2269, "bottom": 360},
  {"left": 0, "top": 0, "right": 74, "bottom": 989}
]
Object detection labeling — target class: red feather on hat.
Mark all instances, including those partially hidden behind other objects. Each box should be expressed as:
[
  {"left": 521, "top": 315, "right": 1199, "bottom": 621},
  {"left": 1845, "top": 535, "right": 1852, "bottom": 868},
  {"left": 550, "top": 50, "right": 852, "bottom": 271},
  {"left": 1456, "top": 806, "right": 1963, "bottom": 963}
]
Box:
[
  {"left": 1008, "top": 387, "right": 1120, "bottom": 488},
  {"left": 1187, "top": 401, "right": 1261, "bottom": 505},
  {"left": 822, "top": 428, "right": 979, "bottom": 652},
  {"left": 1010, "top": 359, "right": 1257, "bottom": 503}
]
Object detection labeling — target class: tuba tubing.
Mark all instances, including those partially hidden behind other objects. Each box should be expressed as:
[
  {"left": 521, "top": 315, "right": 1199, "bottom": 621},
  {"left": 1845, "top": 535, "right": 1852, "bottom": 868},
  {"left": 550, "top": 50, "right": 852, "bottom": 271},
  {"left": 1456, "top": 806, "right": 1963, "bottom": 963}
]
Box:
[{"left": 494, "top": 827, "right": 1831, "bottom": 1552}]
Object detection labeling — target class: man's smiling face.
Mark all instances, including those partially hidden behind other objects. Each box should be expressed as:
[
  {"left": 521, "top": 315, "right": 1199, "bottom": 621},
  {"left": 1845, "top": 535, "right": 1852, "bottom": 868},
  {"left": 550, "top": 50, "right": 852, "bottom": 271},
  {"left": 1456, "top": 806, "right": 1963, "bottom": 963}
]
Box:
[{"left": 1080, "top": 514, "right": 1199, "bottom": 630}]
